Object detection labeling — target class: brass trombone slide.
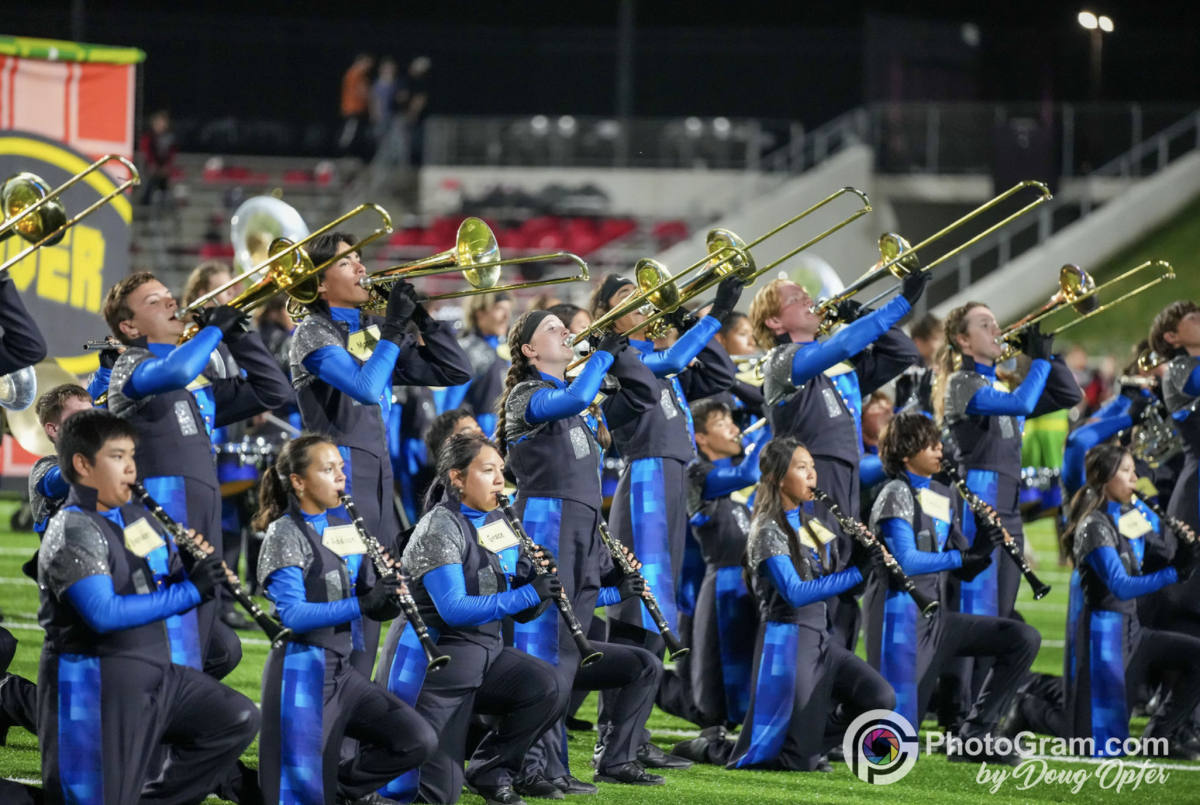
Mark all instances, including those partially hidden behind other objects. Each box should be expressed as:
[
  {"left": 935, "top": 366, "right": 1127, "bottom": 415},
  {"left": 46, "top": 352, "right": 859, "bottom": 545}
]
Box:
[{"left": 0, "top": 155, "right": 140, "bottom": 275}]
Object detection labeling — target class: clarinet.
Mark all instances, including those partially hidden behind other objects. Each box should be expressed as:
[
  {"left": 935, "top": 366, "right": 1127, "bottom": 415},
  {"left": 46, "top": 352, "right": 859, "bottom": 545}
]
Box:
[
  {"left": 597, "top": 522, "right": 689, "bottom": 660},
  {"left": 339, "top": 495, "right": 450, "bottom": 672},
  {"left": 940, "top": 461, "right": 1052, "bottom": 600},
  {"left": 1133, "top": 490, "right": 1198, "bottom": 546},
  {"left": 130, "top": 483, "right": 293, "bottom": 648},
  {"left": 810, "top": 487, "right": 939, "bottom": 617},
  {"left": 495, "top": 493, "right": 604, "bottom": 667}
]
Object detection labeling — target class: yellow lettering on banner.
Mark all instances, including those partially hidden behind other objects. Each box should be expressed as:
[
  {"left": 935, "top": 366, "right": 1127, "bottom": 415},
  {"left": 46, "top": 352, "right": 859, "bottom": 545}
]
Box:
[
  {"left": 70, "top": 226, "right": 106, "bottom": 312},
  {"left": 0, "top": 224, "right": 107, "bottom": 311},
  {"left": 2, "top": 236, "right": 36, "bottom": 290},
  {"left": 37, "top": 228, "right": 71, "bottom": 304}
]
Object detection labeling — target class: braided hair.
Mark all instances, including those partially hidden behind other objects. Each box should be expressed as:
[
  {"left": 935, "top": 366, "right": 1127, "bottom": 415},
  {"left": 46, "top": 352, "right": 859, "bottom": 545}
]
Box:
[
  {"left": 252, "top": 432, "right": 337, "bottom": 531},
  {"left": 931, "top": 301, "right": 987, "bottom": 424},
  {"left": 1061, "top": 444, "right": 1130, "bottom": 562}
]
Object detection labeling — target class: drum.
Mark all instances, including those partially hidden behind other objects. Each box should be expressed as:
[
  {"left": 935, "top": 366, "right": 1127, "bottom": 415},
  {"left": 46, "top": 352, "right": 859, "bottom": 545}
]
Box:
[{"left": 215, "top": 437, "right": 278, "bottom": 497}]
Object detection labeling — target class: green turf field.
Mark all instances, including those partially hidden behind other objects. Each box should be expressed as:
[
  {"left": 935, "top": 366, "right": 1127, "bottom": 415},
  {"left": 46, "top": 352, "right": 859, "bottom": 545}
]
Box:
[{"left": 2, "top": 500, "right": 1199, "bottom": 804}]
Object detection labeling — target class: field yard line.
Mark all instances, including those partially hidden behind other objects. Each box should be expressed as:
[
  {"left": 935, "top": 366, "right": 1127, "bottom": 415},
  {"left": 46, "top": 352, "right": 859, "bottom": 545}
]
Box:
[
  {"left": 0, "top": 577, "right": 34, "bottom": 585},
  {"left": 3, "top": 778, "right": 40, "bottom": 785},
  {"left": 1019, "top": 601, "right": 1068, "bottom": 612},
  {"left": 1027, "top": 754, "right": 1200, "bottom": 771},
  {"left": 1, "top": 622, "right": 42, "bottom": 632},
  {"left": 0, "top": 547, "right": 37, "bottom": 556},
  {"left": 1041, "top": 639, "right": 1064, "bottom": 648}
]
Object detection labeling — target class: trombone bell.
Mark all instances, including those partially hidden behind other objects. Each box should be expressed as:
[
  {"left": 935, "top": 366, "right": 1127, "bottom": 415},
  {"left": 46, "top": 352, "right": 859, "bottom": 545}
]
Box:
[
  {"left": 2, "top": 174, "right": 67, "bottom": 247},
  {"left": 1059, "top": 264, "right": 1098, "bottom": 314}
]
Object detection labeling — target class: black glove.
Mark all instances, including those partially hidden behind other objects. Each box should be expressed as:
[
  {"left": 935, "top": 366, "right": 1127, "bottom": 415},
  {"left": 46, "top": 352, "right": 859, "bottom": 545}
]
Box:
[
  {"left": 1021, "top": 324, "right": 1054, "bottom": 362},
  {"left": 835, "top": 299, "right": 865, "bottom": 325},
  {"left": 597, "top": 331, "right": 625, "bottom": 358},
  {"left": 709, "top": 276, "right": 745, "bottom": 322},
  {"left": 900, "top": 270, "right": 930, "bottom": 307},
  {"left": 970, "top": 513, "right": 1006, "bottom": 555},
  {"left": 851, "top": 538, "right": 886, "bottom": 578},
  {"left": 665, "top": 307, "right": 699, "bottom": 334},
  {"left": 617, "top": 573, "right": 647, "bottom": 601},
  {"left": 954, "top": 552, "right": 993, "bottom": 582},
  {"left": 359, "top": 580, "right": 404, "bottom": 621},
  {"left": 1126, "top": 393, "right": 1154, "bottom": 423},
  {"left": 1174, "top": 543, "right": 1199, "bottom": 583},
  {"left": 200, "top": 305, "right": 251, "bottom": 342},
  {"left": 99, "top": 343, "right": 122, "bottom": 370},
  {"left": 188, "top": 554, "right": 226, "bottom": 602},
  {"left": 531, "top": 572, "right": 563, "bottom": 602},
  {"left": 380, "top": 281, "right": 419, "bottom": 344}
]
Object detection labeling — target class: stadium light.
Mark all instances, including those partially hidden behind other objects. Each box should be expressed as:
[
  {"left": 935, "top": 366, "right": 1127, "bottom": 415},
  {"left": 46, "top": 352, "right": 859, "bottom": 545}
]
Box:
[
  {"left": 1078, "top": 11, "right": 1098, "bottom": 29},
  {"left": 1098, "top": 15, "right": 1114, "bottom": 32}
]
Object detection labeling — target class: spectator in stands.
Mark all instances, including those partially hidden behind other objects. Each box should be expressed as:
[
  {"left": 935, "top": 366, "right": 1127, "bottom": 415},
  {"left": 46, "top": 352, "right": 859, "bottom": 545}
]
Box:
[
  {"left": 400, "top": 56, "right": 432, "bottom": 167},
  {"left": 339, "top": 53, "right": 375, "bottom": 159},
  {"left": 372, "top": 58, "right": 400, "bottom": 143},
  {"left": 138, "top": 109, "right": 177, "bottom": 206}
]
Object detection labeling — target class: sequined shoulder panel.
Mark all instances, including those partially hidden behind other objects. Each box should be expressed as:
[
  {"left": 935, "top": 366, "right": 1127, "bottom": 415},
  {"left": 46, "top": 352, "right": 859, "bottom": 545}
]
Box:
[
  {"left": 870, "top": 479, "right": 915, "bottom": 530},
  {"left": 1163, "top": 356, "right": 1200, "bottom": 413},
  {"left": 402, "top": 506, "right": 468, "bottom": 581},
  {"left": 504, "top": 379, "right": 556, "bottom": 441},
  {"left": 943, "top": 370, "right": 990, "bottom": 422},
  {"left": 39, "top": 509, "right": 111, "bottom": 596},
  {"left": 28, "top": 456, "right": 60, "bottom": 524},
  {"left": 1073, "top": 511, "right": 1120, "bottom": 566},
  {"left": 461, "top": 334, "right": 498, "bottom": 375},
  {"left": 106, "top": 347, "right": 155, "bottom": 418},
  {"left": 290, "top": 315, "right": 345, "bottom": 389},
  {"left": 686, "top": 460, "right": 715, "bottom": 517},
  {"left": 762, "top": 344, "right": 800, "bottom": 408},
  {"left": 747, "top": 517, "right": 791, "bottom": 573},
  {"left": 257, "top": 516, "right": 315, "bottom": 587}
]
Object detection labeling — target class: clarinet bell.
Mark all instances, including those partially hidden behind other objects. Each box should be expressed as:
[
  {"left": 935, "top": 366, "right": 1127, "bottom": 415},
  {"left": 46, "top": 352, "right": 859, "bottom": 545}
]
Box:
[
  {"left": 426, "top": 652, "right": 452, "bottom": 672},
  {"left": 911, "top": 589, "right": 940, "bottom": 618},
  {"left": 1032, "top": 581, "right": 1052, "bottom": 601},
  {"left": 580, "top": 649, "right": 605, "bottom": 667}
]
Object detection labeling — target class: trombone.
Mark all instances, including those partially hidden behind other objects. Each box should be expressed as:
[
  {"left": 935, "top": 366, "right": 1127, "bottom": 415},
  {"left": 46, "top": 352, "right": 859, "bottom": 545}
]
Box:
[
  {"left": 813, "top": 180, "right": 1053, "bottom": 335},
  {"left": 1137, "top": 347, "right": 1168, "bottom": 373},
  {"left": 357, "top": 217, "right": 589, "bottom": 310},
  {"left": 176, "top": 203, "right": 394, "bottom": 335},
  {"left": 995, "top": 260, "right": 1175, "bottom": 361},
  {"left": 568, "top": 186, "right": 873, "bottom": 354},
  {"left": 0, "top": 155, "right": 140, "bottom": 275}
]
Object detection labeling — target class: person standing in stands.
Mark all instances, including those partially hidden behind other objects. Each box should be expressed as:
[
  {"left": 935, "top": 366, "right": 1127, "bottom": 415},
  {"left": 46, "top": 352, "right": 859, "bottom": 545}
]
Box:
[
  {"left": 339, "top": 53, "right": 375, "bottom": 159},
  {"left": 138, "top": 109, "right": 177, "bottom": 206}
]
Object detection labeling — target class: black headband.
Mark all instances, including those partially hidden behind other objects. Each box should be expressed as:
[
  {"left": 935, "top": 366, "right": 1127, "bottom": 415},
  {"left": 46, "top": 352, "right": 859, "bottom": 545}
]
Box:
[
  {"left": 518, "top": 309, "right": 554, "bottom": 346},
  {"left": 598, "top": 274, "right": 634, "bottom": 307}
]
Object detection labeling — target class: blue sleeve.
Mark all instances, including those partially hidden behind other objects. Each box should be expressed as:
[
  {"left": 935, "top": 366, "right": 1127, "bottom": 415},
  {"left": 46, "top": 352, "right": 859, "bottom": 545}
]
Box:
[
  {"left": 440, "top": 379, "right": 471, "bottom": 413},
  {"left": 597, "top": 586, "right": 622, "bottom": 607},
  {"left": 86, "top": 366, "right": 112, "bottom": 400},
  {"left": 36, "top": 465, "right": 68, "bottom": 500},
  {"left": 703, "top": 458, "right": 762, "bottom": 500},
  {"left": 964, "top": 359, "right": 1051, "bottom": 416},
  {"left": 1066, "top": 414, "right": 1133, "bottom": 457},
  {"left": 1085, "top": 545, "right": 1178, "bottom": 601},
  {"left": 265, "top": 566, "right": 361, "bottom": 632},
  {"left": 880, "top": 518, "right": 962, "bottom": 576},
  {"left": 301, "top": 340, "right": 401, "bottom": 406},
  {"left": 124, "top": 327, "right": 224, "bottom": 399},
  {"left": 1092, "top": 394, "right": 1133, "bottom": 422},
  {"left": 791, "top": 296, "right": 912, "bottom": 386},
  {"left": 859, "top": 454, "right": 886, "bottom": 488},
  {"left": 64, "top": 573, "right": 201, "bottom": 634},
  {"left": 423, "top": 564, "right": 540, "bottom": 626},
  {"left": 1186, "top": 364, "right": 1200, "bottom": 397},
  {"left": 640, "top": 315, "right": 721, "bottom": 378},
  {"left": 527, "top": 351, "right": 615, "bottom": 424},
  {"left": 763, "top": 554, "right": 862, "bottom": 608}
]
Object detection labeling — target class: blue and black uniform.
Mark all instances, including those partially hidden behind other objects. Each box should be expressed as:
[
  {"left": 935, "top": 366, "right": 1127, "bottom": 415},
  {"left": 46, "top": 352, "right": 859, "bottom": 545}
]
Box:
[
  {"left": 36, "top": 485, "right": 259, "bottom": 805},
  {"left": 1063, "top": 396, "right": 1135, "bottom": 501},
  {"left": 1163, "top": 355, "right": 1200, "bottom": 553},
  {"left": 393, "top": 385, "right": 439, "bottom": 526},
  {"left": 376, "top": 501, "right": 568, "bottom": 804},
  {"left": 504, "top": 345, "right": 662, "bottom": 783},
  {"left": 108, "top": 325, "right": 292, "bottom": 678},
  {"left": 727, "top": 507, "right": 894, "bottom": 770},
  {"left": 30, "top": 455, "right": 67, "bottom": 535},
  {"left": 257, "top": 498, "right": 435, "bottom": 805},
  {"left": 685, "top": 452, "right": 759, "bottom": 726},
  {"left": 443, "top": 328, "right": 509, "bottom": 437},
  {"left": 864, "top": 474, "right": 1039, "bottom": 734}
]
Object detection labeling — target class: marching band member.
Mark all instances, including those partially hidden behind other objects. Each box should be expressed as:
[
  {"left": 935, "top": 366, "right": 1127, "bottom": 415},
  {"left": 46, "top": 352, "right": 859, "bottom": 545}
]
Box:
[
  {"left": 727, "top": 437, "right": 894, "bottom": 771},
  {"left": 685, "top": 399, "right": 760, "bottom": 729},
  {"left": 36, "top": 409, "right": 259, "bottom": 805},
  {"left": 934, "top": 305, "right": 1081, "bottom": 619},
  {"left": 894, "top": 312, "right": 943, "bottom": 416},
  {"left": 30, "top": 385, "right": 96, "bottom": 535},
  {"left": 442, "top": 292, "right": 513, "bottom": 436},
  {"left": 749, "top": 272, "right": 926, "bottom": 648},
  {"left": 865, "top": 412, "right": 1039, "bottom": 763},
  {"left": 376, "top": 433, "right": 568, "bottom": 805},
  {"left": 496, "top": 309, "right": 666, "bottom": 792},
  {"left": 289, "top": 231, "right": 471, "bottom": 675},
  {"left": 103, "top": 271, "right": 293, "bottom": 678},
  {"left": 254, "top": 434, "right": 435, "bottom": 805},
  {"left": 589, "top": 273, "right": 740, "bottom": 723}
]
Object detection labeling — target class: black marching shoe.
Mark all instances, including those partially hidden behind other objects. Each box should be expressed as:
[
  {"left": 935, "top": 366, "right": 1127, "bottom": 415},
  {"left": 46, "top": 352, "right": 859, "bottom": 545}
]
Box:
[
  {"left": 350, "top": 795, "right": 400, "bottom": 805},
  {"left": 513, "top": 775, "right": 565, "bottom": 800},
  {"left": 469, "top": 784, "right": 527, "bottom": 805},
  {"left": 997, "top": 692, "right": 1031, "bottom": 742},
  {"left": 670, "top": 725, "right": 727, "bottom": 764},
  {"left": 814, "top": 756, "right": 834, "bottom": 773},
  {"left": 593, "top": 761, "right": 665, "bottom": 786},
  {"left": 566, "top": 716, "right": 595, "bottom": 732},
  {"left": 551, "top": 775, "right": 598, "bottom": 796},
  {"left": 637, "top": 741, "right": 693, "bottom": 769}
]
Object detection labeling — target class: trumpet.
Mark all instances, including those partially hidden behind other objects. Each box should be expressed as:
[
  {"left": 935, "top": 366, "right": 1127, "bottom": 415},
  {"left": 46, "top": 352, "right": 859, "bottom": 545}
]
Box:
[
  {"left": 496, "top": 493, "right": 604, "bottom": 667},
  {"left": 810, "top": 488, "right": 939, "bottom": 617},
  {"left": 339, "top": 494, "right": 449, "bottom": 672},
  {"left": 130, "top": 482, "right": 293, "bottom": 648},
  {"left": 995, "top": 260, "right": 1175, "bottom": 361},
  {"left": 358, "top": 217, "right": 589, "bottom": 308},
  {"left": 1137, "top": 347, "right": 1169, "bottom": 373},
  {"left": 568, "top": 187, "right": 873, "bottom": 353},
  {"left": 940, "top": 461, "right": 1052, "bottom": 600},
  {"left": 596, "top": 522, "right": 689, "bottom": 660},
  {"left": 814, "top": 181, "right": 1053, "bottom": 336},
  {"left": 0, "top": 155, "right": 140, "bottom": 275}
]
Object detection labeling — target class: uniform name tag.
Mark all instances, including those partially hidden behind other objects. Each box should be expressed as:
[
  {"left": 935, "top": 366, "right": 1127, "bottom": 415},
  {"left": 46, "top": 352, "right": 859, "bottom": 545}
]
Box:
[
  {"left": 801, "top": 519, "right": 837, "bottom": 549},
  {"left": 823, "top": 361, "right": 855, "bottom": 377},
  {"left": 918, "top": 488, "right": 952, "bottom": 524},
  {"left": 347, "top": 325, "right": 382, "bottom": 361},
  {"left": 1118, "top": 509, "right": 1154, "bottom": 539},
  {"left": 476, "top": 520, "right": 520, "bottom": 554},
  {"left": 322, "top": 524, "right": 367, "bottom": 557},
  {"left": 124, "top": 517, "right": 166, "bottom": 558}
]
